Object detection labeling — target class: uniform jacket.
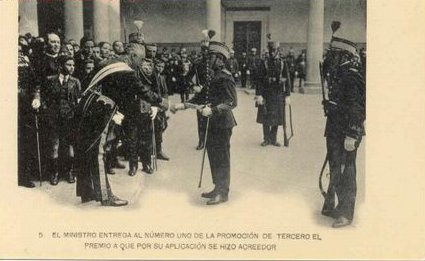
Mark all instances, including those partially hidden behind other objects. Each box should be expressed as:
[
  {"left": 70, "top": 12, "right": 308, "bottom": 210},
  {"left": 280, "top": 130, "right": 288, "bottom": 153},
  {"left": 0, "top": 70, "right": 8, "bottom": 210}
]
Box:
[
  {"left": 225, "top": 57, "right": 239, "bottom": 74},
  {"left": 325, "top": 66, "right": 366, "bottom": 140},
  {"left": 188, "top": 69, "right": 237, "bottom": 129},
  {"left": 255, "top": 57, "right": 290, "bottom": 126},
  {"left": 238, "top": 57, "right": 249, "bottom": 73}
]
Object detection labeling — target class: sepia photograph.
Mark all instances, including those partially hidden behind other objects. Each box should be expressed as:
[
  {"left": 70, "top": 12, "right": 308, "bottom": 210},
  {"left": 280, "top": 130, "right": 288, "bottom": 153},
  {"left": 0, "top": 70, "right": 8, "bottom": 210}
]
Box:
[{"left": 1, "top": 0, "right": 424, "bottom": 259}]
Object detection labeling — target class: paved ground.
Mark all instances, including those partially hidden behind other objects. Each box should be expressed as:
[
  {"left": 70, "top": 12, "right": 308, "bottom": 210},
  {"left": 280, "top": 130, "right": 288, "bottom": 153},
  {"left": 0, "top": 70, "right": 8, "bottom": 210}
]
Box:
[{"left": 24, "top": 84, "right": 363, "bottom": 216}]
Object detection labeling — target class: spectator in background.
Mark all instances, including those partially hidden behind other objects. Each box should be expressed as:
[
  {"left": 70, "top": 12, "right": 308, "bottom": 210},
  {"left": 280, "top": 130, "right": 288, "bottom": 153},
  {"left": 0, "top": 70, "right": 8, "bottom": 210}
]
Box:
[{"left": 112, "top": 40, "right": 125, "bottom": 56}]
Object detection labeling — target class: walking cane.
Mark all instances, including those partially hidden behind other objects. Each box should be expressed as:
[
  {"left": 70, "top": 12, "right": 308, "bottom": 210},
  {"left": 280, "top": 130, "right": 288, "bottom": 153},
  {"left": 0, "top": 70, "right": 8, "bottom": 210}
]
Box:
[
  {"left": 151, "top": 118, "right": 158, "bottom": 171},
  {"left": 198, "top": 116, "right": 210, "bottom": 188},
  {"left": 34, "top": 110, "right": 42, "bottom": 186}
]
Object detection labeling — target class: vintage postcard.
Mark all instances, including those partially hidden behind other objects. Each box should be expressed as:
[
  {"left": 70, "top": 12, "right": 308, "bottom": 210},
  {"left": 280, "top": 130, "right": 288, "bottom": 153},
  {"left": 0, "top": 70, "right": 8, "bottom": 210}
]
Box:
[{"left": 0, "top": 0, "right": 424, "bottom": 259}]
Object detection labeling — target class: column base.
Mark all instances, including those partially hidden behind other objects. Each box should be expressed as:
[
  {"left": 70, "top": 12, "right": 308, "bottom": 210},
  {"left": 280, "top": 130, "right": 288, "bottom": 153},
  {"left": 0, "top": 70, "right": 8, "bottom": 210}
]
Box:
[{"left": 299, "top": 81, "right": 322, "bottom": 94}]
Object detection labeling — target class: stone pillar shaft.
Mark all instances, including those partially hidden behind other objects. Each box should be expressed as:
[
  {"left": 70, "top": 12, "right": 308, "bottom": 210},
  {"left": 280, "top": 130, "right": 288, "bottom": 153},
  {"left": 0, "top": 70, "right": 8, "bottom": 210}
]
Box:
[
  {"left": 206, "top": 0, "right": 222, "bottom": 41},
  {"left": 305, "top": 0, "right": 324, "bottom": 89},
  {"left": 108, "top": 0, "right": 121, "bottom": 42},
  {"left": 64, "top": 0, "right": 84, "bottom": 42},
  {"left": 19, "top": 0, "right": 39, "bottom": 36},
  {"left": 93, "top": 0, "right": 111, "bottom": 42}
]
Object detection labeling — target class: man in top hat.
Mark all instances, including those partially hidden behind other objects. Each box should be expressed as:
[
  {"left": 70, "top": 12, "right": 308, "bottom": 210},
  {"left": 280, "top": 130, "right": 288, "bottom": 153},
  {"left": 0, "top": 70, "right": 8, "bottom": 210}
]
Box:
[
  {"left": 320, "top": 26, "right": 366, "bottom": 228},
  {"left": 254, "top": 40, "right": 290, "bottom": 147},
  {"left": 172, "top": 41, "right": 237, "bottom": 205}
]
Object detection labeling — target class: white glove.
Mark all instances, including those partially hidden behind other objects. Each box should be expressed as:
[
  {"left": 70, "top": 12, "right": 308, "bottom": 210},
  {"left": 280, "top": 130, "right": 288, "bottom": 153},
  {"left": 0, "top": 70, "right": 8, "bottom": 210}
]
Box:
[
  {"left": 170, "top": 103, "right": 185, "bottom": 114},
  {"left": 193, "top": 85, "right": 203, "bottom": 93},
  {"left": 255, "top": 95, "right": 264, "bottom": 106},
  {"left": 285, "top": 96, "right": 291, "bottom": 105},
  {"left": 234, "top": 73, "right": 239, "bottom": 78},
  {"left": 246, "top": 70, "right": 250, "bottom": 75},
  {"left": 150, "top": 106, "right": 159, "bottom": 119},
  {"left": 172, "top": 77, "right": 176, "bottom": 82},
  {"left": 201, "top": 106, "right": 212, "bottom": 117},
  {"left": 112, "top": 111, "right": 124, "bottom": 126},
  {"left": 344, "top": 136, "right": 357, "bottom": 151},
  {"left": 32, "top": 99, "right": 41, "bottom": 109}
]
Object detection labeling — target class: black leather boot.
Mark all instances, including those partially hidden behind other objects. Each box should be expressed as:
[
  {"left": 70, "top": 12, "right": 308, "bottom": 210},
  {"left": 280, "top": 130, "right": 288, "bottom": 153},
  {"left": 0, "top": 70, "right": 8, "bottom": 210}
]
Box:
[
  {"left": 50, "top": 159, "right": 59, "bottom": 186},
  {"left": 67, "top": 158, "right": 75, "bottom": 183}
]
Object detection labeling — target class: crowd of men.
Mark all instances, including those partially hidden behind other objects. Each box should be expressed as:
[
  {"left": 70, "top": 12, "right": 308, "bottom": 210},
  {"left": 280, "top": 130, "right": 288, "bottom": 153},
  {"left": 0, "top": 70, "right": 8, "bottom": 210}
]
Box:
[{"left": 17, "top": 23, "right": 365, "bottom": 228}]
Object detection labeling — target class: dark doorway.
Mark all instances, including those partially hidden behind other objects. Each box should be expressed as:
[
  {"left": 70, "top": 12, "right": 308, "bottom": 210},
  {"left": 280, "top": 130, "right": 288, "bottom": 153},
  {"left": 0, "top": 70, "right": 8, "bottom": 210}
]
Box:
[{"left": 233, "top": 21, "right": 261, "bottom": 56}]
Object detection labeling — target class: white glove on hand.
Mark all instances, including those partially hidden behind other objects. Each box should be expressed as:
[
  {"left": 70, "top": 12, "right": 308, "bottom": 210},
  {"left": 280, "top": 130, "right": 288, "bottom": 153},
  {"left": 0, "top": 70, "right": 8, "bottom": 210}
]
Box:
[
  {"left": 255, "top": 95, "right": 264, "bottom": 106},
  {"left": 285, "top": 96, "right": 291, "bottom": 105},
  {"left": 170, "top": 103, "right": 185, "bottom": 114},
  {"left": 193, "top": 85, "right": 203, "bottom": 93},
  {"left": 32, "top": 99, "right": 41, "bottom": 110},
  {"left": 344, "top": 136, "right": 357, "bottom": 151},
  {"left": 246, "top": 70, "right": 250, "bottom": 75},
  {"left": 112, "top": 111, "right": 124, "bottom": 126},
  {"left": 201, "top": 106, "right": 212, "bottom": 117},
  {"left": 172, "top": 77, "right": 176, "bottom": 82},
  {"left": 234, "top": 73, "right": 239, "bottom": 78},
  {"left": 150, "top": 106, "right": 159, "bottom": 119}
]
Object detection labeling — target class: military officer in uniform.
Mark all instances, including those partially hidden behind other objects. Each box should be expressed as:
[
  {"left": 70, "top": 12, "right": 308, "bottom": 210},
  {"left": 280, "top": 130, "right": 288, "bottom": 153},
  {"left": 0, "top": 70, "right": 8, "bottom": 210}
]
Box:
[
  {"left": 238, "top": 52, "right": 249, "bottom": 88},
  {"left": 18, "top": 41, "right": 36, "bottom": 188},
  {"left": 153, "top": 58, "right": 170, "bottom": 161},
  {"left": 286, "top": 48, "right": 297, "bottom": 92},
  {"left": 172, "top": 41, "right": 237, "bottom": 205},
  {"left": 255, "top": 41, "right": 290, "bottom": 147},
  {"left": 321, "top": 33, "right": 366, "bottom": 228},
  {"left": 225, "top": 49, "right": 239, "bottom": 82}
]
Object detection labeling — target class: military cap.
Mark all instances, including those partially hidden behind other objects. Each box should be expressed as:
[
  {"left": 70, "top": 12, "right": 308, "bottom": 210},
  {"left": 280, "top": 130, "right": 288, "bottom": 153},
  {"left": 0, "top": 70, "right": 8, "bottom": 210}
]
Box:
[
  {"left": 250, "top": 48, "right": 257, "bottom": 52},
  {"left": 146, "top": 43, "right": 158, "bottom": 51},
  {"left": 267, "top": 41, "right": 280, "bottom": 51},
  {"left": 330, "top": 36, "right": 358, "bottom": 55},
  {"left": 129, "top": 32, "right": 145, "bottom": 44},
  {"left": 208, "top": 41, "right": 230, "bottom": 60}
]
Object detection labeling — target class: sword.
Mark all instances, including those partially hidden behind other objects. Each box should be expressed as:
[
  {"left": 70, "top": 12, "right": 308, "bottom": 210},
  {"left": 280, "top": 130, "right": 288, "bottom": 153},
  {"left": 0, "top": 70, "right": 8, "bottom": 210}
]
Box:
[
  {"left": 151, "top": 118, "right": 158, "bottom": 171},
  {"left": 319, "top": 153, "right": 329, "bottom": 198},
  {"left": 34, "top": 110, "right": 42, "bottom": 186},
  {"left": 198, "top": 116, "right": 210, "bottom": 188}
]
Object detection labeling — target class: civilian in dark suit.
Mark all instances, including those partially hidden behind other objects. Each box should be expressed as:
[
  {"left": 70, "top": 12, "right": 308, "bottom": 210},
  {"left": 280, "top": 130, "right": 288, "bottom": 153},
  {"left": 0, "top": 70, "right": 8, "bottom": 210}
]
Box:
[{"left": 32, "top": 55, "right": 81, "bottom": 185}]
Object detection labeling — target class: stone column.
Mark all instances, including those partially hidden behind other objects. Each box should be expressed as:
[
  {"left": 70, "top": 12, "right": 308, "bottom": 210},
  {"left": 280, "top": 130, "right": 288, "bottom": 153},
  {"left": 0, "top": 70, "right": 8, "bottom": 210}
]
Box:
[
  {"left": 18, "top": 0, "right": 39, "bottom": 36},
  {"left": 206, "top": 0, "right": 222, "bottom": 41},
  {"left": 302, "top": 0, "right": 324, "bottom": 93},
  {"left": 109, "top": 0, "right": 121, "bottom": 42},
  {"left": 64, "top": 0, "right": 84, "bottom": 42},
  {"left": 93, "top": 0, "right": 110, "bottom": 42}
]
